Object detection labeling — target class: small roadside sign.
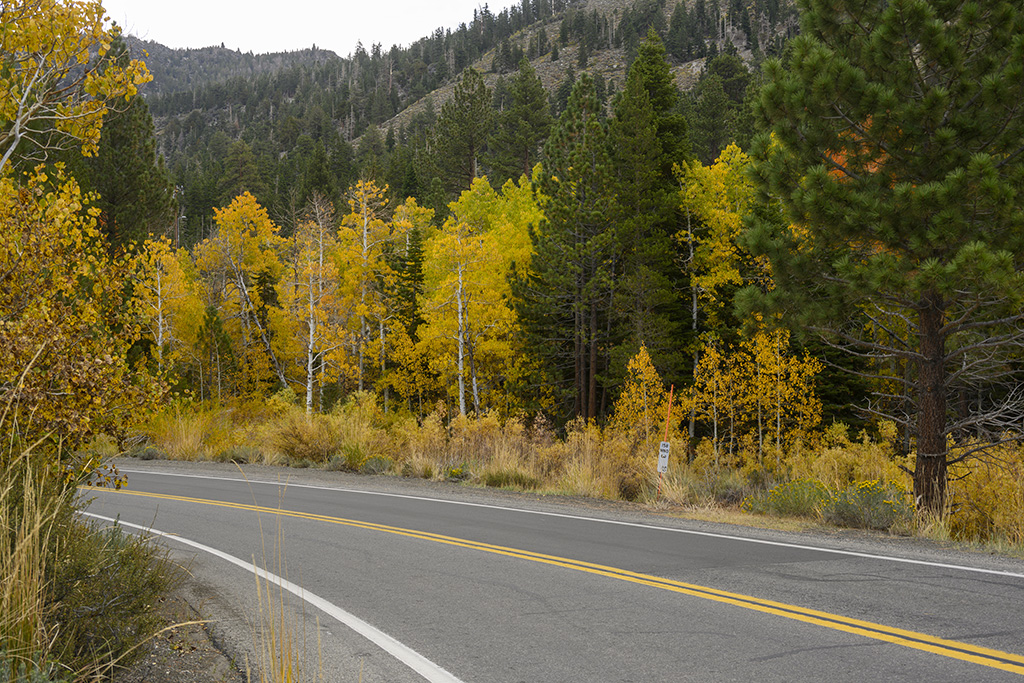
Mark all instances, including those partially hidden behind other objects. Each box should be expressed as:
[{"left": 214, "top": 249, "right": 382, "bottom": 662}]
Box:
[{"left": 657, "top": 441, "right": 670, "bottom": 473}]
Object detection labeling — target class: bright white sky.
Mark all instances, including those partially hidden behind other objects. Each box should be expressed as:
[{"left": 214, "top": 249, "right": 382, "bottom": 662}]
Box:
[{"left": 101, "top": 0, "right": 519, "bottom": 57}]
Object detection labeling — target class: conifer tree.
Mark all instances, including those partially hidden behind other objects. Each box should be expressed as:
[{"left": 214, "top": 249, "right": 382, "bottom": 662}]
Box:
[
  {"left": 516, "top": 74, "right": 616, "bottom": 421},
  {"left": 746, "top": 0, "right": 1024, "bottom": 511},
  {"left": 487, "top": 59, "right": 553, "bottom": 186},
  {"left": 429, "top": 68, "right": 493, "bottom": 198},
  {"left": 607, "top": 30, "right": 692, "bottom": 391},
  {"left": 78, "top": 36, "right": 174, "bottom": 250},
  {"left": 607, "top": 58, "right": 685, "bottom": 392},
  {"left": 629, "top": 29, "right": 690, "bottom": 177}
]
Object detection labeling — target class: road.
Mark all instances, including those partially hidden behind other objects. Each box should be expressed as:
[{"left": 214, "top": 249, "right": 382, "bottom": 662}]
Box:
[{"left": 83, "top": 460, "right": 1024, "bottom": 682}]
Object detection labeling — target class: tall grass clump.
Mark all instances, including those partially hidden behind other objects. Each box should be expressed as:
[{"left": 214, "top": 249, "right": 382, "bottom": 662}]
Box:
[
  {"left": 246, "top": 496, "right": 322, "bottom": 683},
  {"left": 2, "top": 417, "right": 181, "bottom": 680},
  {"left": 945, "top": 444, "right": 1024, "bottom": 545},
  {"left": 0, "top": 456, "right": 64, "bottom": 681}
]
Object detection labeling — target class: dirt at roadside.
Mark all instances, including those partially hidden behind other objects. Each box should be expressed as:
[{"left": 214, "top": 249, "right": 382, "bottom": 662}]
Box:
[{"left": 114, "top": 587, "right": 246, "bottom": 683}]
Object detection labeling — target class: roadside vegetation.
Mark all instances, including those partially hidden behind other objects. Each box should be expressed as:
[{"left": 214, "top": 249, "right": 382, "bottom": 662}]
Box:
[
  {"left": 130, "top": 357, "right": 1024, "bottom": 552},
  {"left": 1, "top": 430, "right": 182, "bottom": 681}
]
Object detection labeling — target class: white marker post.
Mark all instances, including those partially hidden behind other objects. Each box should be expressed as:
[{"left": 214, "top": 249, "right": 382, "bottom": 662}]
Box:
[
  {"left": 656, "top": 385, "right": 674, "bottom": 501},
  {"left": 657, "top": 441, "right": 671, "bottom": 474}
]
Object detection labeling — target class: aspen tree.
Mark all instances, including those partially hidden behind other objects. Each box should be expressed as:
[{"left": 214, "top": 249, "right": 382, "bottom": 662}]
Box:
[{"left": 194, "top": 193, "right": 287, "bottom": 394}]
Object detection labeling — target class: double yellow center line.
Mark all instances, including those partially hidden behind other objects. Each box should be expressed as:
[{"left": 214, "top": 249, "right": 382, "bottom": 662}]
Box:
[{"left": 95, "top": 487, "right": 1024, "bottom": 676}]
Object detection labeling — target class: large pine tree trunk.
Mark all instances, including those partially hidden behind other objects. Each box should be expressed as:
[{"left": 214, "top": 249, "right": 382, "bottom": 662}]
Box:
[
  {"left": 915, "top": 292, "right": 948, "bottom": 513},
  {"left": 588, "top": 301, "right": 598, "bottom": 419}
]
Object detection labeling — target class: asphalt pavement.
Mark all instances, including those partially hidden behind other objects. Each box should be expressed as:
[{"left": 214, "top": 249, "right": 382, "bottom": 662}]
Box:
[{"left": 82, "top": 460, "right": 1024, "bottom": 682}]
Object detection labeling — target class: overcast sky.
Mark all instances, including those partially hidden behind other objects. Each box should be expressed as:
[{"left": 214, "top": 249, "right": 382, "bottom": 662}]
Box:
[{"left": 102, "top": 0, "right": 518, "bottom": 57}]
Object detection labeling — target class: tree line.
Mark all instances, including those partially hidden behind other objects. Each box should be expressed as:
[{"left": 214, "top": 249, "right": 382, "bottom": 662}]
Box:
[{"left": 5, "top": 0, "right": 1023, "bottom": 517}]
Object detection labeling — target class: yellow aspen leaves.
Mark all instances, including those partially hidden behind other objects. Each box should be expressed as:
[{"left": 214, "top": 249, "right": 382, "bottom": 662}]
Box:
[
  {"left": 0, "top": 0, "right": 151, "bottom": 172},
  {"left": 419, "top": 176, "right": 539, "bottom": 415},
  {"left": 194, "top": 192, "right": 287, "bottom": 393},
  {"left": 691, "top": 326, "right": 823, "bottom": 472},
  {"left": 677, "top": 144, "right": 770, "bottom": 326},
  {"left": 1, "top": 168, "right": 163, "bottom": 451}
]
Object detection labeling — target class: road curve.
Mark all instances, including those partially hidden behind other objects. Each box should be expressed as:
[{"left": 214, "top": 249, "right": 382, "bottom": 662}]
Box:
[{"left": 82, "top": 460, "right": 1024, "bottom": 682}]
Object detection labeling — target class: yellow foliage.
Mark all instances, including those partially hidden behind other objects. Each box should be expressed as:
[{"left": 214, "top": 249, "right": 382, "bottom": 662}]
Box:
[
  {"left": 0, "top": 1, "right": 151, "bottom": 171},
  {"left": 691, "top": 327, "right": 823, "bottom": 473},
  {"left": 133, "top": 237, "right": 202, "bottom": 372},
  {"left": 677, "top": 144, "right": 770, "bottom": 326},
  {"left": 786, "top": 422, "right": 908, "bottom": 491},
  {"left": 947, "top": 444, "right": 1024, "bottom": 545},
  {"left": 0, "top": 168, "right": 164, "bottom": 451},
  {"left": 419, "top": 176, "right": 539, "bottom": 415}
]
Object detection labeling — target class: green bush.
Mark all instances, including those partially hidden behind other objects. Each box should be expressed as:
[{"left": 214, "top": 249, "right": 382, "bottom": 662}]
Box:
[
  {"left": 445, "top": 465, "right": 469, "bottom": 481},
  {"left": 821, "top": 480, "right": 914, "bottom": 531},
  {"left": 617, "top": 475, "right": 646, "bottom": 502},
  {"left": 213, "top": 445, "right": 260, "bottom": 464},
  {"left": 743, "top": 479, "right": 831, "bottom": 518},
  {"left": 46, "top": 519, "right": 182, "bottom": 674},
  {"left": 0, "top": 652, "right": 70, "bottom": 683},
  {"left": 359, "top": 456, "right": 393, "bottom": 475},
  {"left": 483, "top": 468, "right": 541, "bottom": 490},
  {"left": 325, "top": 444, "right": 365, "bottom": 472}
]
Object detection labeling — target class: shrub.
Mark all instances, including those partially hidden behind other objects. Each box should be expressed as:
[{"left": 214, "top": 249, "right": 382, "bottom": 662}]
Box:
[
  {"left": 359, "top": 456, "right": 393, "bottom": 475},
  {"left": 743, "top": 479, "right": 830, "bottom": 518},
  {"left": 617, "top": 475, "right": 646, "bottom": 502},
  {"left": 821, "top": 480, "right": 914, "bottom": 531},
  {"left": 325, "top": 444, "right": 365, "bottom": 472},
  {"left": 0, "top": 652, "right": 70, "bottom": 682},
  {"left": 482, "top": 468, "right": 541, "bottom": 490},
  {"left": 947, "top": 446, "right": 1024, "bottom": 544},
  {"left": 132, "top": 445, "right": 165, "bottom": 461},
  {"left": 47, "top": 518, "right": 181, "bottom": 674},
  {"left": 213, "top": 445, "right": 261, "bottom": 464},
  {"left": 2, "top": 450, "right": 179, "bottom": 680},
  {"left": 273, "top": 414, "right": 339, "bottom": 464},
  {"left": 787, "top": 422, "right": 908, "bottom": 491},
  {"left": 445, "top": 465, "right": 469, "bottom": 481}
]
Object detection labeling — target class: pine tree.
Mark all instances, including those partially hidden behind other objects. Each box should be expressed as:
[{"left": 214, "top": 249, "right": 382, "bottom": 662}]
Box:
[
  {"left": 607, "top": 30, "right": 692, "bottom": 393},
  {"left": 74, "top": 36, "right": 174, "bottom": 250},
  {"left": 607, "top": 60, "right": 686, "bottom": 395},
  {"left": 516, "top": 74, "right": 617, "bottom": 422},
  {"left": 429, "top": 68, "right": 493, "bottom": 198},
  {"left": 746, "top": 0, "right": 1024, "bottom": 511},
  {"left": 487, "top": 59, "right": 553, "bottom": 186},
  {"left": 629, "top": 29, "right": 691, "bottom": 178}
]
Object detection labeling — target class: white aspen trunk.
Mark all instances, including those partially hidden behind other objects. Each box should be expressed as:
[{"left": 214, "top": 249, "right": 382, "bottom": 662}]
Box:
[
  {"left": 456, "top": 267, "right": 467, "bottom": 417},
  {"left": 756, "top": 358, "right": 763, "bottom": 465},
  {"left": 712, "top": 383, "right": 719, "bottom": 466},
  {"left": 228, "top": 250, "right": 289, "bottom": 387},
  {"left": 154, "top": 264, "right": 165, "bottom": 372},
  {"left": 359, "top": 196, "right": 370, "bottom": 392},
  {"left": 380, "top": 318, "right": 388, "bottom": 413},
  {"left": 358, "top": 315, "right": 366, "bottom": 391},
  {"left": 688, "top": 211, "right": 698, "bottom": 442},
  {"left": 775, "top": 342, "right": 783, "bottom": 453},
  {"left": 306, "top": 269, "right": 316, "bottom": 416},
  {"left": 469, "top": 337, "right": 480, "bottom": 415},
  {"left": 456, "top": 260, "right": 467, "bottom": 417}
]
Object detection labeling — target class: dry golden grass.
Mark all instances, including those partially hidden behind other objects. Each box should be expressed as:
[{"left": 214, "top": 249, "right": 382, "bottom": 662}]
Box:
[
  {"left": 141, "top": 397, "right": 1024, "bottom": 553},
  {"left": 0, "top": 459, "right": 57, "bottom": 680}
]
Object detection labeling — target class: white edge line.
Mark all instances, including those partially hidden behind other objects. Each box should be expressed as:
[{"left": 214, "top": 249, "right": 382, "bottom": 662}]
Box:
[
  {"left": 81, "top": 511, "right": 464, "bottom": 683},
  {"left": 114, "top": 468, "right": 1024, "bottom": 580}
]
